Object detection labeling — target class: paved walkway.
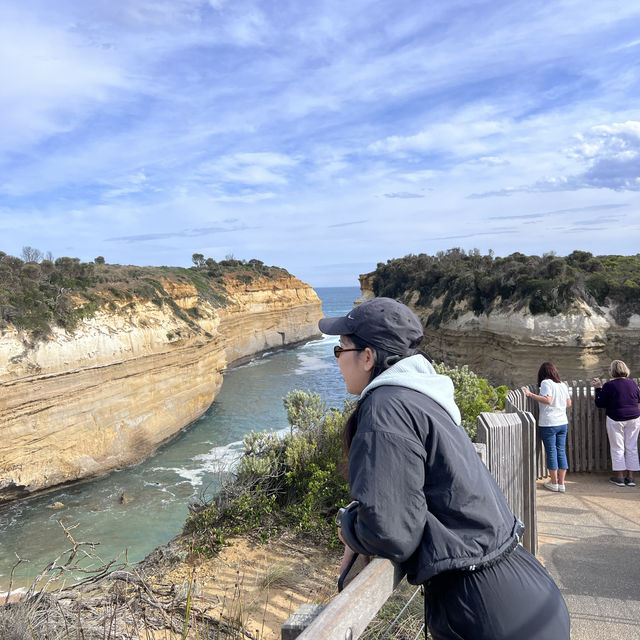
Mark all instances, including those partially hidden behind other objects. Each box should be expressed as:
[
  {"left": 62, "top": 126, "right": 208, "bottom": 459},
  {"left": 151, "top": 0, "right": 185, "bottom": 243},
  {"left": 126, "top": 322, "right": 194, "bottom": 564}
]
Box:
[{"left": 536, "top": 472, "right": 640, "bottom": 640}]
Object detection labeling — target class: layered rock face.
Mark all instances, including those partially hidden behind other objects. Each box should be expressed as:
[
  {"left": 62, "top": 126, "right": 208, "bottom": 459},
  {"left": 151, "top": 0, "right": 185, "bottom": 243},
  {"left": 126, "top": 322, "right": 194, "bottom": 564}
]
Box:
[
  {"left": 358, "top": 274, "right": 640, "bottom": 387},
  {"left": 0, "top": 275, "right": 322, "bottom": 502}
]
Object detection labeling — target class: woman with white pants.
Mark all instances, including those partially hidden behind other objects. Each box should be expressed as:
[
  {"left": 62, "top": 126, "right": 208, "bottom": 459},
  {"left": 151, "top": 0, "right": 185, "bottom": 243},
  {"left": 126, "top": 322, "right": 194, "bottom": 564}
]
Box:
[{"left": 593, "top": 360, "right": 640, "bottom": 487}]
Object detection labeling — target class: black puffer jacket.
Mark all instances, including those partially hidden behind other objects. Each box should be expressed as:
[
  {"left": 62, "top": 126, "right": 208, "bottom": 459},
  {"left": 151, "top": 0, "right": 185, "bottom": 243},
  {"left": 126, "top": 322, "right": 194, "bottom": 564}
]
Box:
[{"left": 340, "top": 367, "right": 523, "bottom": 585}]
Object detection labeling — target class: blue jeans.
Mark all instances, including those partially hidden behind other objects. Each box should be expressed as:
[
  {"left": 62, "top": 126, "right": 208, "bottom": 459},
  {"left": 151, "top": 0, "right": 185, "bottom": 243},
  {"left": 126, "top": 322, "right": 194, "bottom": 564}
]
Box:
[{"left": 539, "top": 425, "right": 568, "bottom": 470}]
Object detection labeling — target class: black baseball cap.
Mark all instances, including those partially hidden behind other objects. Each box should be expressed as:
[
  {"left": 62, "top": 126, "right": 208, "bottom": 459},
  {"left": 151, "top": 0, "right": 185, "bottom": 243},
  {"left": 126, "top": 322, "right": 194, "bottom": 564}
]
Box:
[{"left": 318, "top": 297, "right": 423, "bottom": 355}]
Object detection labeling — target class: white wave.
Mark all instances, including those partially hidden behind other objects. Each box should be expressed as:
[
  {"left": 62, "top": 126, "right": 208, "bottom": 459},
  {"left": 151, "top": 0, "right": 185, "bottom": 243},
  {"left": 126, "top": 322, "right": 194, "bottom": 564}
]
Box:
[
  {"left": 273, "top": 426, "right": 291, "bottom": 438},
  {"left": 307, "top": 334, "right": 338, "bottom": 346},
  {"left": 228, "top": 358, "right": 263, "bottom": 370},
  {"left": 166, "top": 440, "right": 246, "bottom": 488},
  {"left": 146, "top": 427, "right": 293, "bottom": 491},
  {"left": 295, "top": 352, "right": 332, "bottom": 375},
  {"left": 0, "top": 586, "right": 26, "bottom": 599},
  {"left": 173, "top": 467, "right": 205, "bottom": 486}
]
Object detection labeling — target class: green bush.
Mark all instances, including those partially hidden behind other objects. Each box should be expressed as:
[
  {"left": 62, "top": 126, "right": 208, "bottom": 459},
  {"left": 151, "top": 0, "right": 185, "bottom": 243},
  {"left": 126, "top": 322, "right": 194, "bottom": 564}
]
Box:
[
  {"left": 433, "top": 362, "right": 507, "bottom": 440},
  {"left": 370, "top": 249, "right": 640, "bottom": 326},
  {"left": 183, "top": 391, "right": 354, "bottom": 556},
  {"left": 0, "top": 250, "right": 290, "bottom": 337}
]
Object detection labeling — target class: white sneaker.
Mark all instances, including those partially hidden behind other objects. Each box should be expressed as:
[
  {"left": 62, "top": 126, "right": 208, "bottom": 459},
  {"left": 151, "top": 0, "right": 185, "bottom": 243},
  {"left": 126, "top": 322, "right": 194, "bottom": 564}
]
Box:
[
  {"left": 543, "top": 481, "right": 559, "bottom": 492},
  {"left": 557, "top": 484, "right": 566, "bottom": 492}
]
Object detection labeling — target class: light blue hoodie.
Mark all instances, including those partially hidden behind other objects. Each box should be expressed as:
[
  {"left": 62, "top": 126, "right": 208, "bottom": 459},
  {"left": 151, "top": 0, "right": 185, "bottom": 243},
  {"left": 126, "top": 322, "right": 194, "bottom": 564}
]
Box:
[{"left": 360, "top": 354, "right": 462, "bottom": 426}]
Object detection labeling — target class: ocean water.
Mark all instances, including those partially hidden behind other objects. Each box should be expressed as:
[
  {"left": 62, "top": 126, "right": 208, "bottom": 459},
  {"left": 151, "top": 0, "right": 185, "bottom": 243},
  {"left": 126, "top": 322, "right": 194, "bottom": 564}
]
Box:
[{"left": 0, "top": 286, "right": 361, "bottom": 592}]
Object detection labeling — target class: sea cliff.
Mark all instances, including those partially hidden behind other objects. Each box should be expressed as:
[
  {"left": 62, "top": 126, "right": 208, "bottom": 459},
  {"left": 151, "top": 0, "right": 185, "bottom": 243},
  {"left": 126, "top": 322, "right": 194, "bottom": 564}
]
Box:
[
  {"left": 0, "top": 273, "right": 322, "bottom": 502},
  {"left": 358, "top": 273, "right": 640, "bottom": 387}
]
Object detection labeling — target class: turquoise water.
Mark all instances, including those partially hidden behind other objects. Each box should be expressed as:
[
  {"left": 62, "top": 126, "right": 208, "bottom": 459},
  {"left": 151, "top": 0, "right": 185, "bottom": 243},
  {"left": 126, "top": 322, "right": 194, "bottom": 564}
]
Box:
[{"left": 0, "top": 286, "right": 360, "bottom": 592}]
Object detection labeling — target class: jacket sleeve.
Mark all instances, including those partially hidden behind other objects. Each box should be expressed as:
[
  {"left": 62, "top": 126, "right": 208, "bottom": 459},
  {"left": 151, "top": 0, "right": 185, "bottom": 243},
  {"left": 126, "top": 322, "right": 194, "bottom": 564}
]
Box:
[
  {"left": 340, "top": 428, "right": 428, "bottom": 563},
  {"left": 594, "top": 383, "right": 610, "bottom": 409}
]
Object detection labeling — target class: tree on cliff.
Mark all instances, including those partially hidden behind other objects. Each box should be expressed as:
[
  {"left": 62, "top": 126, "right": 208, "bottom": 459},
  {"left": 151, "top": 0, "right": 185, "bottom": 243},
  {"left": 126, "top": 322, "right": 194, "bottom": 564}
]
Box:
[
  {"left": 192, "top": 253, "right": 205, "bottom": 267},
  {"left": 21, "top": 246, "right": 43, "bottom": 263}
]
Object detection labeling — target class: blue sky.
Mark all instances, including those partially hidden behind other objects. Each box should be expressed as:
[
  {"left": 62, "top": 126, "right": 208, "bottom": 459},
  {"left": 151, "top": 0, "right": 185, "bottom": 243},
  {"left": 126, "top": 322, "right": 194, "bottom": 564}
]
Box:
[{"left": 1, "top": 1, "right": 639, "bottom": 287}]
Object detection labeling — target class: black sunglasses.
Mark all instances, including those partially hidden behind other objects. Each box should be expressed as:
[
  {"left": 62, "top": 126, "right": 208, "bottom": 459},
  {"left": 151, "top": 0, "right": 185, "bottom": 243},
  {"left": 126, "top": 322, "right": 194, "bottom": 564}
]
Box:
[{"left": 334, "top": 345, "right": 364, "bottom": 359}]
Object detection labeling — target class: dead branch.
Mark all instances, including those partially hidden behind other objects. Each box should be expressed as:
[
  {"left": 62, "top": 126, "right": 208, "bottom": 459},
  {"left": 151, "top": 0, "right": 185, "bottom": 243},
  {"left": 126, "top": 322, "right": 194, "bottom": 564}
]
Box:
[{"left": 5, "top": 552, "right": 29, "bottom": 606}]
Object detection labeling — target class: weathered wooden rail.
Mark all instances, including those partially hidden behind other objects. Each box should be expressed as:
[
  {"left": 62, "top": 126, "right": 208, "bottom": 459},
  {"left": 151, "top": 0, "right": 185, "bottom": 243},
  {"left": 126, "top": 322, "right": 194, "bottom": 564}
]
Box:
[{"left": 283, "top": 559, "right": 405, "bottom": 640}]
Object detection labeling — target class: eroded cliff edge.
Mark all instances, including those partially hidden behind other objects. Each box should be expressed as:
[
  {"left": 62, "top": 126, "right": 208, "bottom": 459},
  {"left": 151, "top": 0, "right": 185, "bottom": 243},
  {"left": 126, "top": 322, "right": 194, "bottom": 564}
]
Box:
[
  {"left": 0, "top": 273, "right": 322, "bottom": 502},
  {"left": 358, "top": 273, "right": 640, "bottom": 388}
]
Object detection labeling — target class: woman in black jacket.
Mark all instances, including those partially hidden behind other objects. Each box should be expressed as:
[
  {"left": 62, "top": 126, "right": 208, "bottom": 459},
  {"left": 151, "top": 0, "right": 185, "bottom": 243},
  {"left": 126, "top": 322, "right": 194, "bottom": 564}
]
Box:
[{"left": 320, "top": 297, "right": 570, "bottom": 639}]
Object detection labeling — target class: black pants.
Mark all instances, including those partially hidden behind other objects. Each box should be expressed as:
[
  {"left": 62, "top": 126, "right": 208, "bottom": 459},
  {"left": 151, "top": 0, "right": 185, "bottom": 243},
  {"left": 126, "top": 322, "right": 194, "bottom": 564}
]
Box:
[{"left": 424, "top": 546, "right": 570, "bottom": 639}]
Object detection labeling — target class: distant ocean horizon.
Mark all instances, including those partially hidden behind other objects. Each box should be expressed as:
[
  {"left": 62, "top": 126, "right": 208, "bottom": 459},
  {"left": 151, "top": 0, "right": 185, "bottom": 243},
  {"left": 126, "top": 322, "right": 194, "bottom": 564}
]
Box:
[{"left": 0, "top": 286, "right": 361, "bottom": 593}]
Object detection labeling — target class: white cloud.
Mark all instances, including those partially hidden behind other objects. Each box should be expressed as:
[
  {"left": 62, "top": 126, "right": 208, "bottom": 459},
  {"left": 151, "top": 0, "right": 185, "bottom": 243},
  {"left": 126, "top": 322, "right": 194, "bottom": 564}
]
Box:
[
  {"left": 369, "top": 117, "right": 509, "bottom": 157},
  {"left": 0, "top": 8, "right": 128, "bottom": 154},
  {"left": 196, "top": 152, "right": 298, "bottom": 187},
  {"left": 103, "top": 171, "right": 151, "bottom": 199}
]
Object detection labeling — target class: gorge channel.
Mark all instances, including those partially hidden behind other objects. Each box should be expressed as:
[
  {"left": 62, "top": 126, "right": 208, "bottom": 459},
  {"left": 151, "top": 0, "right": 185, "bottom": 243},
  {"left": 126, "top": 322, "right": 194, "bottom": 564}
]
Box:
[{"left": 0, "top": 286, "right": 360, "bottom": 593}]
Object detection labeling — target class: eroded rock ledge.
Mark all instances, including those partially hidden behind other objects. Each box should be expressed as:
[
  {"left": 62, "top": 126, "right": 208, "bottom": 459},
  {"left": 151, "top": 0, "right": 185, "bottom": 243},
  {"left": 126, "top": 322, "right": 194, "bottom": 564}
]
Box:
[
  {"left": 0, "top": 274, "right": 322, "bottom": 502},
  {"left": 358, "top": 273, "right": 640, "bottom": 388}
]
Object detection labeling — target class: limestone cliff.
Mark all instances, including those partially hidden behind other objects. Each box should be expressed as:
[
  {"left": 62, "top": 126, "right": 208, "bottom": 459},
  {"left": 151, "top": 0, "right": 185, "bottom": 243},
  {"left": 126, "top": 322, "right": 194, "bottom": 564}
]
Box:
[
  {"left": 358, "top": 273, "right": 640, "bottom": 388},
  {"left": 0, "top": 274, "right": 322, "bottom": 502}
]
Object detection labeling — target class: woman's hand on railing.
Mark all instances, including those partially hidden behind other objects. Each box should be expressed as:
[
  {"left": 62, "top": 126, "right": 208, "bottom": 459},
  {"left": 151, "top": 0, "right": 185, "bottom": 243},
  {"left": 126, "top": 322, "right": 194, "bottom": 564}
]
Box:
[
  {"left": 521, "top": 386, "right": 531, "bottom": 397},
  {"left": 339, "top": 545, "right": 370, "bottom": 575},
  {"left": 592, "top": 377, "right": 603, "bottom": 389}
]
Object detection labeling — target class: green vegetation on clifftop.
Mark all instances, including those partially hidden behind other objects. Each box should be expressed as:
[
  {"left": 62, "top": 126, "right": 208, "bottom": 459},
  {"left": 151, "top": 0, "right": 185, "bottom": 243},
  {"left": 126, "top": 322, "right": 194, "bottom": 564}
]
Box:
[
  {"left": 0, "top": 250, "right": 290, "bottom": 337},
  {"left": 371, "top": 249, "right": 640, "bottom": 326}
]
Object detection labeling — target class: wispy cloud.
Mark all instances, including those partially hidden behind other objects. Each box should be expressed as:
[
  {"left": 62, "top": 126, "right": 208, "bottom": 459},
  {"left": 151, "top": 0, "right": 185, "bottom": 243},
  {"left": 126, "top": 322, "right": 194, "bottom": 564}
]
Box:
[
  {"left": 470, "top": 121, "right": 640, "bottom": 197},
  {"left": 488, "top": 203, "right": 628, "bottom": 220},
  {"left": 384, "top": 192, "right": 425, "bottom": 199},
  {"left": 107, "top": 222, "right": 251, "bottom": 243},
  {"left": 327, "top": 220, "right": 368, "bottom": 228},
  {"left": 427, "top": 229, "right": 519, "bottom": 242}
]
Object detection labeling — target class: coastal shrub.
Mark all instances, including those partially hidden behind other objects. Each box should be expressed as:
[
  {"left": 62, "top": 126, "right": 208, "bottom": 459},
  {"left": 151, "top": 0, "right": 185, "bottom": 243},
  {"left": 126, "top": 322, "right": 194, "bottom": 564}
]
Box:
[
  {"left": 370, "top": 249, "right": 640, "bottom": 326},
  {"left": 283, "top": 389, "right": 327, "bottom": 433},
  {"left": 184, "top": 391, "right": 353, "bottom": 556},
  {"left": 433, "top": 362, "right": 508, "bottom": 440}
]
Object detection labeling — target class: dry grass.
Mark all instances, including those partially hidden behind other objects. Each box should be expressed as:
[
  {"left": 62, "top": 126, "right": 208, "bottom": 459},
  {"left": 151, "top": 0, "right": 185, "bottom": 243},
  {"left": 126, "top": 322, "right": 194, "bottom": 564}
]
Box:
[
  {"left": 257, "top": 563, "right": 302, "bottom": 591},
  {"left": 0, "top": 522, "right": 264, "bottom": 640},
  {"left": 360, "top": 580, "right": 426, "bottom": 640},
  {"left": 1, "top": 521, "right": 425, "bottom": 640}
]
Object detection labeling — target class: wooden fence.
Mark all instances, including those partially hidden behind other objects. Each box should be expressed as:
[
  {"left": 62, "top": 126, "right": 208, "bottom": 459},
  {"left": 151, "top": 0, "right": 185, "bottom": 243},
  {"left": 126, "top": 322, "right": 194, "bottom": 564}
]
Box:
[
  {"left": 476, "top": 410, "right": 537, "bottom": 555},
  {"left": 284, "top": 559, "right": 405, "bottom": 640}
]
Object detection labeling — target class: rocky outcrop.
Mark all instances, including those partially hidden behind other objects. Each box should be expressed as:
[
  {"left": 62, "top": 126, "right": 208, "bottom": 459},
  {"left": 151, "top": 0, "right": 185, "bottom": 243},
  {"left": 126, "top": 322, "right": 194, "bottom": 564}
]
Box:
[
  {"left": 0, "top": 274, "right": 322, "bottom": 502},
  {"left": 358, "top": 276, "right": 640, "bottom": 388}
]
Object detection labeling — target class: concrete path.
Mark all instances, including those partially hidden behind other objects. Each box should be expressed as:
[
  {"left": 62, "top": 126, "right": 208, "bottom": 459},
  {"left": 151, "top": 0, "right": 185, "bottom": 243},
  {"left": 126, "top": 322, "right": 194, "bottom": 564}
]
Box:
[{"left": 536, "top": 472, "right": 640, "bottom": 640}]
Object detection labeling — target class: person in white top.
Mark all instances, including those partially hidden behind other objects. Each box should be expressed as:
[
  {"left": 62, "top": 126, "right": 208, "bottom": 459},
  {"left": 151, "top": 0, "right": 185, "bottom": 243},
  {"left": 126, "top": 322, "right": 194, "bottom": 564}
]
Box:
[{"left": 522, "top": 362, "right": 572, "bottom": 492}]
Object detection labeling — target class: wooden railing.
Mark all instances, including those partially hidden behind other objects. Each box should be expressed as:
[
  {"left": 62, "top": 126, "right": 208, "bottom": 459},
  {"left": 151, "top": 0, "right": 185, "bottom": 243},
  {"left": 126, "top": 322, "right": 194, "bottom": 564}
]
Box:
[{"left": 283, "top": 559, "right": 405, "bottom": 640}]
